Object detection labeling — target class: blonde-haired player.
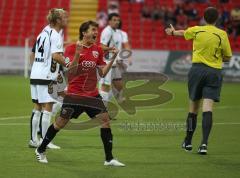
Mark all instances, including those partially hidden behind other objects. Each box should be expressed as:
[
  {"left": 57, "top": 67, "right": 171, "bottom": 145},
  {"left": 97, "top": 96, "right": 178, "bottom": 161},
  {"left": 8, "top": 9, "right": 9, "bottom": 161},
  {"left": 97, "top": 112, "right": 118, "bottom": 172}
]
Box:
[{"left": 29, "top": 8, "right": 69, "bottom": 149}]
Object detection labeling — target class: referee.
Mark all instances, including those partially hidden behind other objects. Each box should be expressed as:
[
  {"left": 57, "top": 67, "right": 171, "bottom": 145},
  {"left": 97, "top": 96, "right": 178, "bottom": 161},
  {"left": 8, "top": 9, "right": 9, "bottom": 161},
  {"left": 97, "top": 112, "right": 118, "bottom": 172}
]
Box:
[{"left": 165, "top": 7, "right": 232, "bottom": 154}]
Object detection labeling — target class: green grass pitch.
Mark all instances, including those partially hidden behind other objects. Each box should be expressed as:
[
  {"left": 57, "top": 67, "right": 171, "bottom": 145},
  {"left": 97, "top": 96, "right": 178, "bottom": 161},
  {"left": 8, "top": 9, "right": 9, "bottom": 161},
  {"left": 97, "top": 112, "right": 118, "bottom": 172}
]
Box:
[{"left": 0, "top": 76, "right": 239, "bottom": 178}]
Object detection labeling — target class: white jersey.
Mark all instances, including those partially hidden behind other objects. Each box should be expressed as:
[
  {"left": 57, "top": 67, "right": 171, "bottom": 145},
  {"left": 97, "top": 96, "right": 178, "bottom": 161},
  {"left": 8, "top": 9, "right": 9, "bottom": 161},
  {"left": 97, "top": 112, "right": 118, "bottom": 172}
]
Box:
[
  {"left": 100, "top": 25, "right": 123, "bottom": 64},
  {"left": 30, "top": 25, "right": 64, "bottom": 84},
  {"left": 117, "top": 29, "right": 128, "bottom": 44}
]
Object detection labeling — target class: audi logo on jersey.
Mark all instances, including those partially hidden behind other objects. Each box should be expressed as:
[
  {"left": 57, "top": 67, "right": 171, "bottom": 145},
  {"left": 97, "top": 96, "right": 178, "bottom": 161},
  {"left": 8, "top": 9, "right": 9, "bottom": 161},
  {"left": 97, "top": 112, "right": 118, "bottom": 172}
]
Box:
[{"left": 81, "top": 60, "right": 96, "bottom": 68}]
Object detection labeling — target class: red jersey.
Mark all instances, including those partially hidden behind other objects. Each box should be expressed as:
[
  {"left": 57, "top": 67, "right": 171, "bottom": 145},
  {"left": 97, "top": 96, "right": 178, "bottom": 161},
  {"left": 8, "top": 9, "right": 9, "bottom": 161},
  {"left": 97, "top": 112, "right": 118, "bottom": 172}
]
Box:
[{"left": 64, "top": 43, "right": 106, "bottom": 96}]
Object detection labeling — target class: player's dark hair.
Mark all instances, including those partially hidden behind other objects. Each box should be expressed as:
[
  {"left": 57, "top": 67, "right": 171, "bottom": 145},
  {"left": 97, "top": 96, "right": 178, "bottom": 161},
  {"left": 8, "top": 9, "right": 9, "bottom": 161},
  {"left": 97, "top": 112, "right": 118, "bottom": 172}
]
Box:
[
  {"left": 108, "top": 13, "right": 119, "bottom": 21},
  {"left": 204, "top": 7, "right": 219, "bottom": 24},
  {"left": 79, "top": 20, "right": 98, "bottom": 40}
]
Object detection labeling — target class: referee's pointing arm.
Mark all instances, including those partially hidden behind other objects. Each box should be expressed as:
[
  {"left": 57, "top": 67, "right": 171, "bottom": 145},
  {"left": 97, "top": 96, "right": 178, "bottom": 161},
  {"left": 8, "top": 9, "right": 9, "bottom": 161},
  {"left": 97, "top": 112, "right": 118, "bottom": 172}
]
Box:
[{"left": 165, "top": 24, "right": 185, "bottom": 37}]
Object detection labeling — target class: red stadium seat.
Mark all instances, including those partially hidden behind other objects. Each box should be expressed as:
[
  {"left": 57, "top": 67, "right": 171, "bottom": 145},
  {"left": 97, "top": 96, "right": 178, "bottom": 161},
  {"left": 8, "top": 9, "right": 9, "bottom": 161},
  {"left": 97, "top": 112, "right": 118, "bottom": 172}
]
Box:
[
  {"left": 0, "top": 34, "right": 7, "bottom": 45},
  {"left": 0, "top": 0, "right": 70, "bottom": 46},
  {"left": 1, "top": 0, "right": 238, "bottom": 50},
  {"left": 131, "top": 3, "right": 142, "bottom": 12},
  {"left": 131, "top": 39, "right": 141, "bottom": 48},
  {"left": 8, "top": 36, "right": 19, "bottom": 46},
  {"left": 120, "top": 2, "right": 130, "bottom": 12},
  {"left": 98, "top": 0, "right": 107, "bottom": 11}
]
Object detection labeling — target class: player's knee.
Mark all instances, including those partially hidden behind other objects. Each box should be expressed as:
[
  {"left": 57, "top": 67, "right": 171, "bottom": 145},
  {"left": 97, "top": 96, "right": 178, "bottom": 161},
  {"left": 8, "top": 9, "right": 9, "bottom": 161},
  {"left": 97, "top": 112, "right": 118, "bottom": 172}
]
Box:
[
  {"left": 114, "top": 84, "right": 123, "bottom": 91},
  {"left": 113, "top": 80, "right": 123, "bottom": 91},
  {"left": 100, "top": 113, "right": 111, "bottom": 128},
  {"left": 202, "top": 99, "right": 214, "bottom": 112},
  {"left": 101, "top": 122, "right": 110, "bottom": 128},
  {"left": 55, "top": 117, "right": 69, "bottom": 129},
  {"left": 34, "top": 103, "right": 42, "bottom": 111},
  {"left": 42, "top": 103, "right": 54, "bottom": 112},
  {"left": 189, "top": 100, "right": 200, "bottom": 113},
  {"left": 189, "top": 106, "right": 199, "bottom": 114}
]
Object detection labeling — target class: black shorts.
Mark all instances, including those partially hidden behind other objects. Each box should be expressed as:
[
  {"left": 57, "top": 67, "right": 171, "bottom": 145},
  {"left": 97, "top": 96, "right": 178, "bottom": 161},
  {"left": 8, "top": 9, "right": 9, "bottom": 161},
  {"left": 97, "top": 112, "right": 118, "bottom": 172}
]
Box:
[
  {"left": 60, "top": 94, "right": 107, "bottom": 119},
  {"left": 188, "top": 63, "right": 223, "bottom": 102}
]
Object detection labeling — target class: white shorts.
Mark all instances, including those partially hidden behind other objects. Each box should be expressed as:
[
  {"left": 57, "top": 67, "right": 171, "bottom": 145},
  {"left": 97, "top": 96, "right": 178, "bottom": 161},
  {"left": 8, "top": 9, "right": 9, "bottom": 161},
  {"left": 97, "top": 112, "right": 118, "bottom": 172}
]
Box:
[
  {"left": 112, "top": 66, "right": 122, "bottom": 80},
  {"left": 31, "top": 84, "right": 57, "bottom": 103},
  {"left": 112, "top": 61, "right": 127, "bottom": 80}
]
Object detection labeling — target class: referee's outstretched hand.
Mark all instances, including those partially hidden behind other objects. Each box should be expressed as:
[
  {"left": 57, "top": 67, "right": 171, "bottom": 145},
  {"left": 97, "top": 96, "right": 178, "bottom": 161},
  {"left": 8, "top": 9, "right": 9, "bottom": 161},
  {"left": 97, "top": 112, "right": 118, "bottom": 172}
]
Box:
[{"left": 165, "top": 24, "right": 175, "bottom": 36}]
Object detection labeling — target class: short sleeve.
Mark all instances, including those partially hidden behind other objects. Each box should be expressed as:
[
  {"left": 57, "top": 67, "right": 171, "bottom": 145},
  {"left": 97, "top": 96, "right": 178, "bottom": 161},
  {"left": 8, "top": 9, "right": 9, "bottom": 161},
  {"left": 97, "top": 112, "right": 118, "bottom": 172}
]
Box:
[
  {"left": 122, "top": 31, "right": 128, "bottom": 43},
  {"left": 51, "top": 33, "right": 64, "bottom": 54},
  {"left": 100, "top": 28, "right": 112, "bottom": 46},
  {"left": 222, "top": 32, "right": 232, "bottom": 57},
  {"left": 64, "top": 44, "right": 76, "bottom": 62},
  {"left": 184, "top": 26, "right": 197, "bottom": 40},
  {"left": 97, "top": 47, "right": 106, "bottom": 66}
]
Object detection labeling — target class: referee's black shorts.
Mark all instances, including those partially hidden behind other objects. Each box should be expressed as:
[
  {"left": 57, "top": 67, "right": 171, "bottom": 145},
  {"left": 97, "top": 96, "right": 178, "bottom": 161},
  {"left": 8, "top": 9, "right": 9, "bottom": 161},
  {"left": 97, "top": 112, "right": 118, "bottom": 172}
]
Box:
[
  {"left": 60, "top": 94, "right": 107, "bottom": 119},
  {"left": 188, "top": 63, "right": 223, "bottom": 102}
]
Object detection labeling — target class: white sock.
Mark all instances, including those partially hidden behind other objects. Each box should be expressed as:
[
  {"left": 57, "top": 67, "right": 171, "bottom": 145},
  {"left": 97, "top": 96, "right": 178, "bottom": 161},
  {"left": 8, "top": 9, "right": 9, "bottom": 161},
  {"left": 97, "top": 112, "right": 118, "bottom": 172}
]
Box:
[
  {"left": 41, "top": 110, "right": 52, "bottom": 138},
  {"left": 99, "top": 90, "right": 111, "bottom": 107},
  {"left": 52, "top": 101, "right": 62, "bottom": 116},
  {"left": 31, "top": 110, "right": 41, "bottom": 142},
  {"left": 112, "top": 87, "right": 119, "bottom": 99},
  {"left": 112, "top": 87, "right": 124, "bottom": 102},
  {"left": 108, "top": 89, "right": 113, "bottom": 100},
  {"left": 118, "top": 90, "right": 124, "bottom": 101}
]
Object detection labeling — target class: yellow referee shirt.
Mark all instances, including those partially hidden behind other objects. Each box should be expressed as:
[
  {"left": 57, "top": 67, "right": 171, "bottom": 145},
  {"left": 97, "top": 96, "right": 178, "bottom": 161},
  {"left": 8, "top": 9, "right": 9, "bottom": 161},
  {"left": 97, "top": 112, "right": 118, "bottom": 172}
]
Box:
[{"left": 184, "top": 25, "right": 232, "bottom": 69}]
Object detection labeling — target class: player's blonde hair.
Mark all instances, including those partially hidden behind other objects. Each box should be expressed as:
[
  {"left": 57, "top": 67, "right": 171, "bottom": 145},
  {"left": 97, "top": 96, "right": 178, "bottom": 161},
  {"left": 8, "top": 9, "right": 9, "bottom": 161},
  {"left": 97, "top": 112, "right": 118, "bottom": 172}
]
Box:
[{"left": 46, "top": 8, "right": 66, "bottom": 25}]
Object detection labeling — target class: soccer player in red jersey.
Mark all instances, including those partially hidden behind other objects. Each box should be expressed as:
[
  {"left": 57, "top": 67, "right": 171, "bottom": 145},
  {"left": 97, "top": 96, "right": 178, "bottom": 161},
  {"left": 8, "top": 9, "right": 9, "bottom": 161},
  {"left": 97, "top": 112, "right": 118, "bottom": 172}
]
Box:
[{"left": 35, "top": 21, "right": 125, "bottom": 166}]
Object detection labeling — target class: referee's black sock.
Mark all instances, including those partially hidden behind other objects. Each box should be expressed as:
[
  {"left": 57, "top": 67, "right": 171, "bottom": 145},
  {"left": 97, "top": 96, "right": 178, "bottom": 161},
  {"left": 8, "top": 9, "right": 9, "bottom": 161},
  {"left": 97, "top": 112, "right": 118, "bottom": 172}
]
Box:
[
  {"left": 185, "top": 113, "right": 197, "bottom": 144},
  {"left": 201, "top": 111, "right": 213, "bottom": 145},
  {"left": 101, "top": 128, "right": 114, "bottom": 161},
  {"left": 38, "top": 124, "right": 59, "bottom": 153}
]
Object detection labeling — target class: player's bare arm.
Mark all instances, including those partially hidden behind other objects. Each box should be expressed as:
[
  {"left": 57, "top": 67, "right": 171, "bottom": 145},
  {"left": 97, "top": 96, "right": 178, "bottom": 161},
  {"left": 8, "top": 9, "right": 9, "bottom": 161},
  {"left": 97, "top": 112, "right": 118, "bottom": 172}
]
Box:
[
  {"left": 63, "top": 39, "right": 72, "bottom": 47},
  {"left": 68, "top": 42, "right": 84, "bottom": 74},
  {"left": 101, "top": 44, "right": 116, "bottom": 52},
  {"left": 29, "top": 52, "right": 35, "bottom": 65},
  {"left": 165, "top": 24, "right": 185, "bottom": 37},
  {"left": 98, "top": 49, "right": 119, "bottom": 77},
  {"left": 52, "top": 52, "right": 69, "bottom": 67}
]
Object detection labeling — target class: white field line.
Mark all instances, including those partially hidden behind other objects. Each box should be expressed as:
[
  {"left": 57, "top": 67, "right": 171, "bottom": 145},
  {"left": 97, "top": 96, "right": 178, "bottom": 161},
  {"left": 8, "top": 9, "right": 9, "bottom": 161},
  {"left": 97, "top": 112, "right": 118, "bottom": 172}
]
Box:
[
  {"left": 0, "top": 116, "right": 29, "bottom": 121},
  {"left": 133, "top": 105, "right": 240, "bottom": 112},
  {"left": 0, "top": 122, "right": 239, "bottom": 126},
  {"left": 0, "top": 123, "right": 29, "bottom": 126},
  {"left": 0, "top": 105, "right": 239, "bottom": 121},
  {"left": 214, "top": 122, "right": 240, "bottom": 125}
]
